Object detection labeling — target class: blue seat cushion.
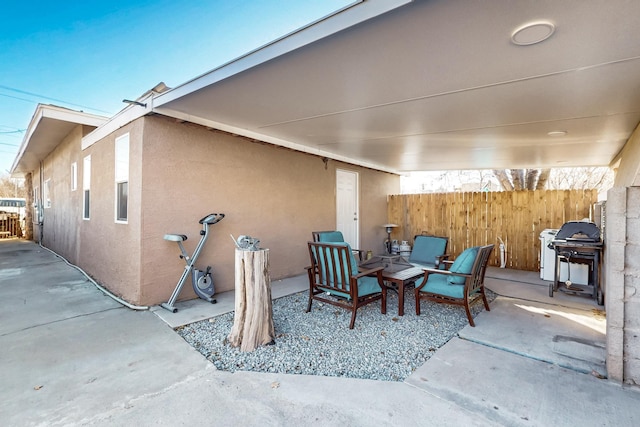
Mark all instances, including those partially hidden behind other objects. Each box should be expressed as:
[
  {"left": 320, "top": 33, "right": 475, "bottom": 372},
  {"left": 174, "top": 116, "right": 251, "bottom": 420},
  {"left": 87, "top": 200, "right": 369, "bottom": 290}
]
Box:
[
  {"left": 317, "top": 231, "right": 345, "bottom": 243},
  {"left": 447, "top": 246, "right": 479, "bottom": 284},
  {"left": 416, "top": 274, "right": 464, "bottom": 298},
  {"left": 319, "top": 275, "right": 382, "bottom": 300},
  {"left": 409, "top": 236, "right": 447, "bottom": 267}
]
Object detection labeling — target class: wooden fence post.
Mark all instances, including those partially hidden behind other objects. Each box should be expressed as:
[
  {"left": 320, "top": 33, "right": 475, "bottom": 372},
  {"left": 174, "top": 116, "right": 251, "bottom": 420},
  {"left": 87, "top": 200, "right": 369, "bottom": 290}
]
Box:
[{"left": 228, "top": 248, "right": 275, "bottom": 352}]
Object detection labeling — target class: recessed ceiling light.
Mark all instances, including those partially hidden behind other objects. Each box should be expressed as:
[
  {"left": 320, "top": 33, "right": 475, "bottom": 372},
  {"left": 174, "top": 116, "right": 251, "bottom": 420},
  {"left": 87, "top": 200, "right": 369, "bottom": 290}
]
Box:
[
  {"left": 547, "top": 130, "right": 567, "bottom": 136},
  {"left": 511, "top": 21, "right": 555, "bottom": 46}
]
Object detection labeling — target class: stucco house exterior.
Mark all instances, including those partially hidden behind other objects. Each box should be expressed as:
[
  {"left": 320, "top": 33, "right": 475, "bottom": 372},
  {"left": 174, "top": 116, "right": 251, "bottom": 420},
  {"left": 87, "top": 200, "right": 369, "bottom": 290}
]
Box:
[
  {"left": 12, "top": 101, "right": 397, "bottom": 306},
  {"left": 9, "top": 0, "right": 640, "bottom": 388}
]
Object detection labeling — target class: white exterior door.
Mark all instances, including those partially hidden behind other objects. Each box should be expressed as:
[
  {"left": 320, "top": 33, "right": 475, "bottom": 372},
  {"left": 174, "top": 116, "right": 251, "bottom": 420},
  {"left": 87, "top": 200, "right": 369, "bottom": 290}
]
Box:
[{"left": 336, "top": 169, "right": 359, "bottom": 248}]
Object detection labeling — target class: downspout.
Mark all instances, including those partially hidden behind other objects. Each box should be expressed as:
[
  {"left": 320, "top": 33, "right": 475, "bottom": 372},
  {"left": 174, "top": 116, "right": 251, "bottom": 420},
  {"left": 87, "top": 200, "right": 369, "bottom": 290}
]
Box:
[
  {"left": 24, "top": 172, "right": 34, "bottom": 240},
  {"left": 38, "top": 161, "right": 44, "bottom": 243}
]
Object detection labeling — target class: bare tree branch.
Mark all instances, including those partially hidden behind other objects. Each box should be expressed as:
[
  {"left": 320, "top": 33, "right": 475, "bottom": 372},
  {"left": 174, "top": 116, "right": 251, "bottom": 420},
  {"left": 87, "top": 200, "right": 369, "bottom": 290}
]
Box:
[
  {"left": 547, "top": 167, "right": 613, "bottom": 191},
  {"left": 510, "top": 169, "right": 525, "bottom": 190},
  {"left": 0, "top": 175, "right": 26, "bottom": 198},
  {"left": 525, "top": 169, "right": 539, "bottom": 190},
  {"left": 590, "top": 168, "right": 609, "bottom": 189},
  {"left": 401, "top": 167, "right": 613, "bottom": 193},
  {"left": 536, "top": 169, "right": 551, "bottom": 190},
  {"left": 492, "top": 169, "right": 513, "bottom": 191}
]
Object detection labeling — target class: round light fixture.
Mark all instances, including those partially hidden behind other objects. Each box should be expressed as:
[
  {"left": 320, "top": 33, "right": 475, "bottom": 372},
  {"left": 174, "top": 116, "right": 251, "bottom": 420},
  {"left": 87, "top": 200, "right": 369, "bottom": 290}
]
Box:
[
  {"left": 547, "top": 130, "right": 567, "bottom": 136},
  {"left": 511, "top": 21, "right": 555, "bottom": 46}
]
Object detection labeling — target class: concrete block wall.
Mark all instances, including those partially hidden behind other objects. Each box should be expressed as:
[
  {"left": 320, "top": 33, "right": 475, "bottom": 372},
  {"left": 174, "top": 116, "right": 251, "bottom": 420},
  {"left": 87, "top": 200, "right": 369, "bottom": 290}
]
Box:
[
  {"left": 623, "top": 187, "right": 640, "bottom": 385},
  {"left": 606, "top": 186, "right": 640, "bottom": 386},
  {"left": 606, "top": 187, "right": 627, "bottom": 382}
]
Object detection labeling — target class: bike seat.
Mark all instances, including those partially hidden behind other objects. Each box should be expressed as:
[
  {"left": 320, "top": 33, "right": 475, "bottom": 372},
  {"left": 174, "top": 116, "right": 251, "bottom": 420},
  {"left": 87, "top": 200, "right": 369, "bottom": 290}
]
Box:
[{"left": 164, "top": 234, "right": 188, "bottom": 242}]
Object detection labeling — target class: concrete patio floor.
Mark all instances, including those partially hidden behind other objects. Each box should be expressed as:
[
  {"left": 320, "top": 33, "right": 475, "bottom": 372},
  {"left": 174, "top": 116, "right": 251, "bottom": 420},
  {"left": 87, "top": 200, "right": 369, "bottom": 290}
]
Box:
[{"left": 1, "top": 239, "right": 638, "bottom": 426}]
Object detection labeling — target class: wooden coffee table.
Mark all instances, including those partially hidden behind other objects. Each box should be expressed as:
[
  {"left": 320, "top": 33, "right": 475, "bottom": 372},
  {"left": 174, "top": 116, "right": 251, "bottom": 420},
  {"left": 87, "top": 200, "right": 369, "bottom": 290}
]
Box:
[
  {"left": 360, "top": 255, "right": 425, "bottom": 316},
  {"left": 381, "top": 266, "right": 425, "bottom": 316}
]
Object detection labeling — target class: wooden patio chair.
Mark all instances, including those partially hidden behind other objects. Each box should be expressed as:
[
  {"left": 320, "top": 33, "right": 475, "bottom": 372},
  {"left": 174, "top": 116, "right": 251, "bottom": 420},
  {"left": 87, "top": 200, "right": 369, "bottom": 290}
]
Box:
[
  {"left": 414, "top": 244, "right": 494, "bottom": 327},
  {"left": 312, "top": 230, "right": 365, "bottom": 261},
  {"left": 306, "top": 241, "right": 387, "bottom": 329}
]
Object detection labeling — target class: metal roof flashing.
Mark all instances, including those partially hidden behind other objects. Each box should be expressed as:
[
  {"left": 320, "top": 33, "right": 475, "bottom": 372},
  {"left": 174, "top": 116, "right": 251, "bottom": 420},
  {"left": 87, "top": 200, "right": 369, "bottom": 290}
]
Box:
[{"left": 81, "top": 100, "right": 151, "bottom": 150}]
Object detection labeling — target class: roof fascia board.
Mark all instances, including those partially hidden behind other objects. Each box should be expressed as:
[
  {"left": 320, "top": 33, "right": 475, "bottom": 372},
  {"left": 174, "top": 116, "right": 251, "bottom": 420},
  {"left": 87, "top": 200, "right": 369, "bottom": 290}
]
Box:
[
  {"left": 11, "top": 104, "right": 108, "bottom": 173},
  {"left": 10, "top": 107, "right": 45, "bottom": 174},
  {"left": 39, "top": 105, "right": 107, "bottom": 127},
  {"left": 82, "top": 103, "right": 151, "bottom": 149},
  {"left": 154, "top": 106, "right": 399, "bottom": 175},
  {"left": 153, "top": 0, "right": 412, "bottom": 108},
  {"left": 82, "top": 1, "right": 412, "bottom": 160}
]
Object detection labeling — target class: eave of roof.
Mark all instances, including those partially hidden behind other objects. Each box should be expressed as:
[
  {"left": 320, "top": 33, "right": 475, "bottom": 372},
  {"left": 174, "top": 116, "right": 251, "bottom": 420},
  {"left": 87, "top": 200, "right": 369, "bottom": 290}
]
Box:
[
  {"left": 81, "top": 0, "right": 411, "bottom": 174},
  {"left": 10, "top": 104, "right": 108, "bottom": 177},
  {"left": 153, "top": 0, "right": 410, "bottom": 108}
]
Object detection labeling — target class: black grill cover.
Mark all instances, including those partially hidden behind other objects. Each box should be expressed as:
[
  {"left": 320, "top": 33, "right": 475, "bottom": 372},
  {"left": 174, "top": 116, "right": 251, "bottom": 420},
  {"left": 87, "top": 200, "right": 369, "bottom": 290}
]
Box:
[{"left": 554, "top": 221, "right": 601, "bottom": 242}]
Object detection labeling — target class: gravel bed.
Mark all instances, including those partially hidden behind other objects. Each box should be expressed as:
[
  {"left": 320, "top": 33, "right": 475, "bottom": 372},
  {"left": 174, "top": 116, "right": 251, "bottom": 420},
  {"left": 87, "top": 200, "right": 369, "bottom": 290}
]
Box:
[{"left": 177, "top": 289, "right": 495, "bottom": 382}]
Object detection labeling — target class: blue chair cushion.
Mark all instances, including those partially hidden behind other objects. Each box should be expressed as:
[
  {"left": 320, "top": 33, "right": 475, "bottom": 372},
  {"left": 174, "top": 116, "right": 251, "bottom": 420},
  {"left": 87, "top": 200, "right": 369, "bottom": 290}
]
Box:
[
  {"left": 317, "top": 242, "right": 358, "bottom": 279},
  {"left": 447, "top": 246, "right": 479, "bottom": 284},
  {"left": 409, "top": 236, "right": 447, "bottom": 268},
  {"left": 316, "top": 242, "right": 379, "bottom": 300},
  {"left": 317, "top": 231, "right": 345, "bottom": 243},
  {"left": 319, "top": 275, "right": 382, "bottom": 300},
  {"left": 415, "top": 274, "right": 464, "bottom": 298}
]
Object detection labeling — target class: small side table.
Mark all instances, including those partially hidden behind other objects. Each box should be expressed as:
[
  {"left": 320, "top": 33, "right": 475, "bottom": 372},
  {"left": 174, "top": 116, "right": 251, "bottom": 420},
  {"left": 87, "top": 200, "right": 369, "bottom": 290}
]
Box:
[{"left": 360, "top": 255, "right": 423, "bottom": 316}]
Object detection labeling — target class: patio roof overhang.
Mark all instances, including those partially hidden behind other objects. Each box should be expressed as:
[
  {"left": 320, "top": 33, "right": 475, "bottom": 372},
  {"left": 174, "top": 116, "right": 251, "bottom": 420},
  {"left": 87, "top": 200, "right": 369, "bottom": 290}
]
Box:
[
  {"left": 144, "top": 0, "right": 640, "bottom": 174},
  {"left": 10, "top": 104, "right": 107, "bottom": 177}
]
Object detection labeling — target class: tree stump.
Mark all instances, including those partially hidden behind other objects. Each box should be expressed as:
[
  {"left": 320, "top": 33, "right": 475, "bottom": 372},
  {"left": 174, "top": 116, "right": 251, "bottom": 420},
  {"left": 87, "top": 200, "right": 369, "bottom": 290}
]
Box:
[{"left": 228, "top": 248, "right": 275, "bottom": 352}]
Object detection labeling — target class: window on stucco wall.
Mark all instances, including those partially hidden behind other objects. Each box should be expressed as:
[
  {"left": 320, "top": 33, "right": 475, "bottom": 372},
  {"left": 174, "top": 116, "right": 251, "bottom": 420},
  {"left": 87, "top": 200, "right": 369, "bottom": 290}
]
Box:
[
  {"left": 43, "top": 179, "right": 51, "bottom": 208},
  {"left": 71, "top": 162, "right": 77, "bottom": 191},
  {"left": 115, "top": 133, "right": 129, "bottom": 223},
  {"left": 83, "top": 155, "right": 91, "bottom": 220}
]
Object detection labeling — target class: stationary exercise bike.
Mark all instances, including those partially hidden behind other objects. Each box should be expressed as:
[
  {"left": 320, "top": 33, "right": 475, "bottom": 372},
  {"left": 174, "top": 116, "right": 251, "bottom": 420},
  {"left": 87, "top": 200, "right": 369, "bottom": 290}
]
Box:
[{"left": 161, "top": 213, "right": 225, "bottom": 313}]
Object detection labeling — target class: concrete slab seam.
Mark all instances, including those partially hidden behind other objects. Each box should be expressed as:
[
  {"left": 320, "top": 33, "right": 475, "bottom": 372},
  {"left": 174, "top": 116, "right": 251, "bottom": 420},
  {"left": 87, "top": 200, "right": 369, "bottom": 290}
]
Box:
[
  {"left": 75, "top": 364, "right": 218, "bottom": 425},
  {"left": 405, "top": 362, "right": 532, "bottom": 426},
  {"left": 485, "top": 274, "right": 547, "bottom": 287},
  {"left": 486, "top": 289, "right": 603, "bottom": 314},
  {"left": 0, "top": 306, "right": 124, "bottom": 338},
  {"left": 402, "top": 380, "right": 501, "bottom": 425},
  {"left": 457, "top": 334, "right": 603, "bottom": 377}
]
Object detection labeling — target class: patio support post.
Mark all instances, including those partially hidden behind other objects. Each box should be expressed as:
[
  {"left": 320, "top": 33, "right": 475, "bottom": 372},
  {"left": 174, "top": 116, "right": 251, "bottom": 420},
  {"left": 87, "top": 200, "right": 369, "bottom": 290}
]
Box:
[{"left": 228, "top": 248, "right": 275, "bottom": 352}]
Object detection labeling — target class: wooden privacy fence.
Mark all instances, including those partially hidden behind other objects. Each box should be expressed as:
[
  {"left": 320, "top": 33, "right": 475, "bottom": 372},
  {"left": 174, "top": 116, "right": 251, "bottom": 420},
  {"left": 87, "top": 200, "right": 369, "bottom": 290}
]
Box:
[
  {"left": 387, "top": 190, "right": 599, "bottom": 271},
  {"left": 0, "top": 213, "right": 23, "bottom": 238}
]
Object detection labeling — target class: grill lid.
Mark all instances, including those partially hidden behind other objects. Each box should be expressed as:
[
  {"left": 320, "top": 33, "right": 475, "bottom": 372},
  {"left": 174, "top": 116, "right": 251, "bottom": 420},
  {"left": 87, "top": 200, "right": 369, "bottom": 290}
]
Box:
[{"left": 554, "top": 221, "right": 601, "bottom": 242}]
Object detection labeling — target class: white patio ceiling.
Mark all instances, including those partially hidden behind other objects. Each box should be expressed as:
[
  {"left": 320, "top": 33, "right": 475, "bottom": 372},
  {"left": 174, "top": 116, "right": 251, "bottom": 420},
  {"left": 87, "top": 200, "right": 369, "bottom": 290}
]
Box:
[{"left": 153, "top": 0, "right": 640, "bottom": 173}]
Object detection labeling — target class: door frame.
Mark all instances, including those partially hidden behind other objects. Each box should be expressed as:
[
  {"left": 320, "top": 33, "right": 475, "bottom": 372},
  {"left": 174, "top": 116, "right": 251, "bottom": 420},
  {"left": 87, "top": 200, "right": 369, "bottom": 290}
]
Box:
[{"left": 336, "top": 169, "right": 360, "bottom": 249}]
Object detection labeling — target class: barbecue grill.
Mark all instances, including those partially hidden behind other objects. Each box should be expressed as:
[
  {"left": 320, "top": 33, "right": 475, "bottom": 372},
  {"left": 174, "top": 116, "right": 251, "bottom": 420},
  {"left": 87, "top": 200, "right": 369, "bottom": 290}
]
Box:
[{"left": 548, "top": 221, "right": 604, "bottom": 305}]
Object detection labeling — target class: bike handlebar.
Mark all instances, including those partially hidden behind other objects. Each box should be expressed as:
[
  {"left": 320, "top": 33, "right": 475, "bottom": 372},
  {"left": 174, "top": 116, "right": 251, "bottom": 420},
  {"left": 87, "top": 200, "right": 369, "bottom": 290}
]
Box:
[{"left": 199, "top": 213, "right": 225, "bottom": 225}]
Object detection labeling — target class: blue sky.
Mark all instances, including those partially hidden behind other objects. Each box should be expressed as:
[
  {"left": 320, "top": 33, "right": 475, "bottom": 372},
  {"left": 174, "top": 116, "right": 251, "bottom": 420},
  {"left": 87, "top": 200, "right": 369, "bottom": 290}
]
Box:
[{"left": 0, "top": 0, "right": 352, "bottom": 174}]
